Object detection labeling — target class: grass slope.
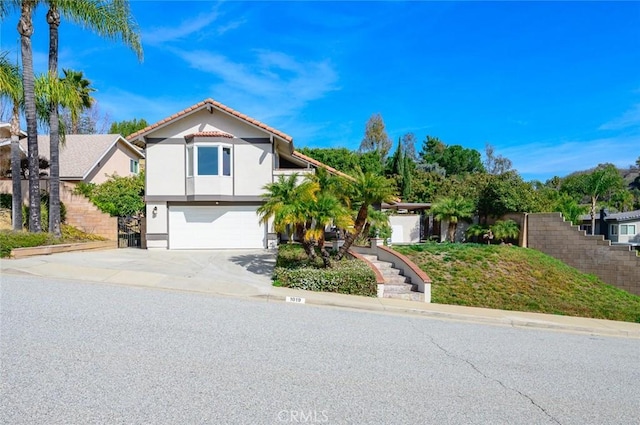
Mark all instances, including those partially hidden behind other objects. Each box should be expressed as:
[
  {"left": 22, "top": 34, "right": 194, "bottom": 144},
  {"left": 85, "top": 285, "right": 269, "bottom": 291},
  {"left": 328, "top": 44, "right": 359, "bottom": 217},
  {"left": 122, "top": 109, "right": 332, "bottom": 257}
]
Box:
[{"left": 394, "top": 243, "right": 640, "bottom": 323}]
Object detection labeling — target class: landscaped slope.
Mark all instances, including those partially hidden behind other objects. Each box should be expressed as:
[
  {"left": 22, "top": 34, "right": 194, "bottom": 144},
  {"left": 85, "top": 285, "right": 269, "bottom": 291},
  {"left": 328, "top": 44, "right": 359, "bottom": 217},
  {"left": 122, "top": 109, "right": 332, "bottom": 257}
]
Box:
[{"left": 394, "top": 243, "right": 640, "bottom": 323}]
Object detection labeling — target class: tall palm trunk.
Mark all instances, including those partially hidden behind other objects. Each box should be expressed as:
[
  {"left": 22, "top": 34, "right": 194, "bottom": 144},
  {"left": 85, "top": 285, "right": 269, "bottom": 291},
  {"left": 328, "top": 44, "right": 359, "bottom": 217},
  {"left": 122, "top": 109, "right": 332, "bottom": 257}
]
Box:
[
  {"left": 10, "top": 101, "right": 22, "bottom": 230},
  {"left": 47, "top": 4, "right": 62, "bottom": 237},
  {"left": 19, "top": 0, "right": 41, "bottom": 232},
  {"left": 335, "top": 203, "right": 368, "bottom": 261}
]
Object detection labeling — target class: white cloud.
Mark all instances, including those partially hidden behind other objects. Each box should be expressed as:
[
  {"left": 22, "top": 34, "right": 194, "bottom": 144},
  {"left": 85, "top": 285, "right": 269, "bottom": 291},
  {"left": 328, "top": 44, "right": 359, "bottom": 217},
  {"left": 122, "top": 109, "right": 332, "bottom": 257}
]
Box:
[
  {"left": 143, "top": 8, "right": 220, "bottom": 45},
  {"left": 94, "top": 88, "right": 194, "bottom": 125},
  {"left": 217, "top": 19, "right": 246, "bottom": 35},
  {"left": 599, "top": 104, "right": 640, "bottom": 131},
  {"left": 172, "top": 48, "right": 339, "bottom": 129}
]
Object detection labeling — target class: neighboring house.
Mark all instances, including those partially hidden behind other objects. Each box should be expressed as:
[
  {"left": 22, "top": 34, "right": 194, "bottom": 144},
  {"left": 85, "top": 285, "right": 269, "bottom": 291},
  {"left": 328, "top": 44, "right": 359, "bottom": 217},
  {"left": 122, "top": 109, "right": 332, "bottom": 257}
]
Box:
[
  {"left": 18, "top": 134, "right": 144, "bottom": 185},
  {"left": 127, "top": 98, "right": 336, "bottom": 250},
  {"left": 579, "top": 209, "right": 640, "bottom": 246},
  {"left": 0, "top": 121, "right": 27, "bottom": 176}
]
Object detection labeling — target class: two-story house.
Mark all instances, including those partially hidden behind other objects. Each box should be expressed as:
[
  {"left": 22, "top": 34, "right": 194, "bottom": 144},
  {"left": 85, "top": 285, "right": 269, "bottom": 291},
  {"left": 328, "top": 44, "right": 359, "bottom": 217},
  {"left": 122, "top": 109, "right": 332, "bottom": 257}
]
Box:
[{"left": 127, "top": 98, "right": 332, "bottom": 250}]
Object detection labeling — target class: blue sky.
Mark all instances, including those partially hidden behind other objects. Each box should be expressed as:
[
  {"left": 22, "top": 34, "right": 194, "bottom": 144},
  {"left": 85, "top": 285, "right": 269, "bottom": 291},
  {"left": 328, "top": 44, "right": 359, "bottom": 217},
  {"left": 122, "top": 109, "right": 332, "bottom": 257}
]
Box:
[{"left": 1, "top": 1, "right": 639, "bottom": 182}]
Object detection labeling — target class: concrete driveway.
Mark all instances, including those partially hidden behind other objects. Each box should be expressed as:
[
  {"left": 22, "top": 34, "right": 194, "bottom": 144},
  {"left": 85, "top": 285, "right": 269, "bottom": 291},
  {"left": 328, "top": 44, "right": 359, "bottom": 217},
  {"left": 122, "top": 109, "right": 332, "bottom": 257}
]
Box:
[
  {"left": 1, "top": 248, "right": 277, "bottom": 297},
  {"left": 2, "top": 248, "right": 640, "bottom": 339}
]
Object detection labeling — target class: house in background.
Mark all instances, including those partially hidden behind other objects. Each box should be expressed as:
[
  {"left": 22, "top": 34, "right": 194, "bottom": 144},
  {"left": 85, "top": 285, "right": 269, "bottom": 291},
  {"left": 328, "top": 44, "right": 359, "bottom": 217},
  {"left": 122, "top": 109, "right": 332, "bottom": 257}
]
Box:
[
  {"left": 0, "top": 121, "right": 27, "bottom": 176},
  {"left": 17, "top": 134, "right": 144, "bottom": 185},
  {"left": 127, "top": 98, "right": 335, "bottom": 250},
  {"left": 580, "top": 209, "right": 640, "bottom": 247}
]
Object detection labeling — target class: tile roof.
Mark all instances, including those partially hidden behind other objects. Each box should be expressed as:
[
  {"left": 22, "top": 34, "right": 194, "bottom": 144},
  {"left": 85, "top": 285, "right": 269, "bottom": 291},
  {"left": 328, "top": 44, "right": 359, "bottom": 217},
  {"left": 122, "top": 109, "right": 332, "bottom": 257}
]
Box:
[
  {"left": 185, "top": 131, "right": 234, "bottom": 139},
  {"left": 127, "top": 98, "right": 293, "bottom": 143},
  {"left": 19, "top": 134, "right": 143, "bottom": 180},
  {"left": 291, "top": 151, "right": 354, "bottom": 180}
]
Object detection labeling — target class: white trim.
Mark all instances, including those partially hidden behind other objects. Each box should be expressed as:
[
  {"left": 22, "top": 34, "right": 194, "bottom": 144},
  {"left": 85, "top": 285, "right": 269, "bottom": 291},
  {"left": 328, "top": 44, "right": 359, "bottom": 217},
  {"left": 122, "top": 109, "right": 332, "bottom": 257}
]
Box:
[
  {"left": 192, "top": 142, "right": 233, "bottom": 177},
  {"left": 129, "top": 102, "right": 291, "bottom": 147}
]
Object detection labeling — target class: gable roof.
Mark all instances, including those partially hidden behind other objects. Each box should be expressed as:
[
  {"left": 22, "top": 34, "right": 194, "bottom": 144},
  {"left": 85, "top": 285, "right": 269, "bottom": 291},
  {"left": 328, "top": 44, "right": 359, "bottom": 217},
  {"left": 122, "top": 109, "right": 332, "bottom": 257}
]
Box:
[
  {"left": 19, "top": 134, "right": 144, "bottom": 180},
  {"left": 127, "top": 98, "right": 293, "bottom": 144},
  {"left": 291, "top": 150, "right": 354, "bottom": 180}
]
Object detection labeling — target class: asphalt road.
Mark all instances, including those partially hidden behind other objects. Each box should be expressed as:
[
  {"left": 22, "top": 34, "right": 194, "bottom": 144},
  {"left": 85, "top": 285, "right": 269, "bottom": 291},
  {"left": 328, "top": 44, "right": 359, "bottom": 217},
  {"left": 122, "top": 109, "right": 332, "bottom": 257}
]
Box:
[{"left": 1, "top": 275, "right": 639, "bottom": 425}]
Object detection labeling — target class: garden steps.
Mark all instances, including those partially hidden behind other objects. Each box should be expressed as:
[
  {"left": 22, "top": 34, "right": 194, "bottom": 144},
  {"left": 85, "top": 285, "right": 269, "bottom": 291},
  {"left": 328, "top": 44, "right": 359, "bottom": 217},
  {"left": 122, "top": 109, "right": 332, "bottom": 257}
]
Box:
[{"left": 361, "top": 254, "right": 424, "bottom": 302}]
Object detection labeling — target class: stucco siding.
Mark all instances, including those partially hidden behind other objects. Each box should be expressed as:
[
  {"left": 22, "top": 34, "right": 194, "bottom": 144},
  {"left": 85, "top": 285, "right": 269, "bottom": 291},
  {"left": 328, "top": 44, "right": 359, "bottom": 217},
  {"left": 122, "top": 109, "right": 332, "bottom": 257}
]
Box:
[
  {"left": 611, "top": 219, "right": 640, "bottom": 244},
  {"left": 146, "top": 142, "right": 185, "bottom": 196},
  {"left": 234, "top": 141, "right": 273, "bottom": 196},
  {"left": 146, "top": 202, "right": 168, "bottom": 234},
  {"left": 150, "top": 108, "right": 269, "bottom": 139},
  {"left": 86, "top": 143, "right": 141, "bottom": 184},
  {"left": 390, "top": 215, "right": 421, "bottom": 244}
]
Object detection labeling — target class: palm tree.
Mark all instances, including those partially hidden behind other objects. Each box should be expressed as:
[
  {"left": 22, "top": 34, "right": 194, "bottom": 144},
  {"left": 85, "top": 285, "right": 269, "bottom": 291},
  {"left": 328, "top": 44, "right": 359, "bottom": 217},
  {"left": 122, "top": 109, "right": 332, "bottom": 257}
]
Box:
[
  {"left": 257, "top": 173, "right": 320, "bottom": 260},
  {"left": 18, "top": 0, "right": 41, "bottom": 232},
  {"left": 335, "top": 168, "right": 396, "bottom": 260},
  {"left": 431, "top": 197, "right": 475, "bottom": 242},
  {"left": 304, "top": 192, "right": 353, "bottom": 267},
  {"left": 490, "top": 219, "right": 520, "bottom": 244},
  {"left": 45, "top": 0, "right": 142, "bottom": 237},
  {"left": 61, "top": 69, "right": 94, "bottom": 133},
  {"left": 465, "top": 223, "right": 491, "bottom": 244},
  {"left": 0, "top": 54, "right": 24, "bottom": 230}
]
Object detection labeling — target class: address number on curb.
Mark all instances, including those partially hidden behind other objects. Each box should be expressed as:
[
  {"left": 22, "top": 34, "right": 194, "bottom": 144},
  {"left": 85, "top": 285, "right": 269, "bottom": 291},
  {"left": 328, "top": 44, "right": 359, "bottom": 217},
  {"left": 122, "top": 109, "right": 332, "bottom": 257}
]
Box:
[{"left": 286, "top": 296, "right": 306, "bottom": 304}]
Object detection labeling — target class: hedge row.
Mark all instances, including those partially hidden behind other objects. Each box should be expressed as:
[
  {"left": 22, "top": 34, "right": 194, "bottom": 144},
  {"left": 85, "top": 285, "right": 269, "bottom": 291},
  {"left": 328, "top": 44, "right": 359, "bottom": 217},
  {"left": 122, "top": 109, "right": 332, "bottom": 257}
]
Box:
[{"left": 273, "top": 244, "right": 377, "bottom": 297}]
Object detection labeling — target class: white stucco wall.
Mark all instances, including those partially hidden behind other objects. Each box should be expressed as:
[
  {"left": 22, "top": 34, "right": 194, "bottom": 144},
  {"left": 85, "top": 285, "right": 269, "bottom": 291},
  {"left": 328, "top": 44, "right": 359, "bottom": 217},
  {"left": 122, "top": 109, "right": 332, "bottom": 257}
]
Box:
[
  {"left": 146, "top": 142, "right": 185, "bottom": 196},
  {"left": 146, "top": 202, "right": 168, "bottom": 234},
  {"left": 234, "top": 141, "right": 273, "bottom": 196},
  {"left": 150, "top": 108, "right": 269, "bottom": 139},
  {"left": 390, "top": 214, "right": 421, "bottom": 244},
  {"left": 86, "top": 143, "right": 142, "bottom": 184}
]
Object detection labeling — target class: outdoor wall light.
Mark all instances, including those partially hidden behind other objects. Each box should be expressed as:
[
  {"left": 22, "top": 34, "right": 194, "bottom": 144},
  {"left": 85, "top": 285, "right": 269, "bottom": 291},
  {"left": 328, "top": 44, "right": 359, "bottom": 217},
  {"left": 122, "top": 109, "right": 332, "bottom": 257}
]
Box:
[{"left": 152, "top": 206, "right": 158, "bottom": 217}]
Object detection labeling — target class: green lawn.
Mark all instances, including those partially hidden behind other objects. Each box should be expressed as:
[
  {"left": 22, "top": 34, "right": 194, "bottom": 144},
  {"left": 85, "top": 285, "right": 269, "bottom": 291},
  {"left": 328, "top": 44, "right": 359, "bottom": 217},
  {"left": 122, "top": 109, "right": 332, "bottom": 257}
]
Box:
[{"left": 394, "top": 243, "right": 640, "bottom": 323}]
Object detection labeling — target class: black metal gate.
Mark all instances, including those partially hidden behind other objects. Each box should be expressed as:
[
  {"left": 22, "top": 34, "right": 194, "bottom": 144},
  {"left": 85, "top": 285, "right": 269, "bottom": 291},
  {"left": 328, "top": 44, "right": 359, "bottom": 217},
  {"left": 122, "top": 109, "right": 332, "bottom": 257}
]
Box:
[{"left": 118, "top": 216, "right": 141, "bottom": 248}]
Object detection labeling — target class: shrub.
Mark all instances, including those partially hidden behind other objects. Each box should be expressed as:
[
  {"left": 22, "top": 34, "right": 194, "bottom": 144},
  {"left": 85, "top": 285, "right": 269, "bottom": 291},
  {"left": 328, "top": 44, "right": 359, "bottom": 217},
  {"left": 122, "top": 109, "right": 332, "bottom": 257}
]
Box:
[
  {"left": 89, "top": 172, "right": 145, "bottom": 216},
  {"left": 0, "top": 231, "right": 54, "bottom": 257},
  {"left": 0, "top": 193, "right": 12, "bottom": 209},
  {"left": 273, "top": 244, "right": 377, "bottom": 296},
  {"left": 22, "top": 191, "right": 66, "bottom": 231},
  {"left": 73, "top": 182, "right": 96, "bottom": 198}
]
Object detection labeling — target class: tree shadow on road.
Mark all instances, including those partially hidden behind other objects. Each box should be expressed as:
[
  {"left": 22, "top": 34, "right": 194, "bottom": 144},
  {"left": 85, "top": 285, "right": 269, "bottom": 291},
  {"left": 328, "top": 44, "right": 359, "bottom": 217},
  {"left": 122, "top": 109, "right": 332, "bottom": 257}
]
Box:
[{"left": 228, "top": 253, "right": 276, "bottom": 277}]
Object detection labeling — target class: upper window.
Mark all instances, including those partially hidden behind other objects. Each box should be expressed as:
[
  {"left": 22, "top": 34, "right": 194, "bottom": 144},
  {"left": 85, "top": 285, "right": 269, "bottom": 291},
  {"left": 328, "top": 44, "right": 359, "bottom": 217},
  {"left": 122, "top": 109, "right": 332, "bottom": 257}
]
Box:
[
  {"left": 186, "top": 146, "right": 193, "bottom": 177},
  {"left": 130, "top": 159, "right": 139, "bottom": 174},
  {"left": 198, "top": 146, "right": 219, "bottom": 175},
  {"left": 620, "top": 224, "right": 636, "bottom": 235},
  {"left": 193, "top": 144, "right": 232, "bottom": 177}
]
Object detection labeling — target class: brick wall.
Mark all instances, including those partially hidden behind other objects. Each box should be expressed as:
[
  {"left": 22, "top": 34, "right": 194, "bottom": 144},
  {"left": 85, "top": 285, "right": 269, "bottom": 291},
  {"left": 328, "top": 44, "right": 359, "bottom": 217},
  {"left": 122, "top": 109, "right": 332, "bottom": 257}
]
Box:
[
  {"left": 60, "top": 182, "right": 117, "bottom": 240},
  {"left": 1, "top": 179, "right": 116, "bottom": 240},
  {"left": 527, "top": 213, "right": 640, "bottom": 296}
]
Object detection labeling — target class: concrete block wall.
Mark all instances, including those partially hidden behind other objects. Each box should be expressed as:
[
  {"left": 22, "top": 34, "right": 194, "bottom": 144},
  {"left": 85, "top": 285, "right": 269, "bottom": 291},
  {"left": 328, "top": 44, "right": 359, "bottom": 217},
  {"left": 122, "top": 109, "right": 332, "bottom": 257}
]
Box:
[
  {"left": 60, "top": 182, "right": 117, "bottom": 240},
  {"left": 527, "top": 213, "right": 640, "bottom": 296},
  {"left": 0, "top": 179, "right": 117, "bottom": 240}
]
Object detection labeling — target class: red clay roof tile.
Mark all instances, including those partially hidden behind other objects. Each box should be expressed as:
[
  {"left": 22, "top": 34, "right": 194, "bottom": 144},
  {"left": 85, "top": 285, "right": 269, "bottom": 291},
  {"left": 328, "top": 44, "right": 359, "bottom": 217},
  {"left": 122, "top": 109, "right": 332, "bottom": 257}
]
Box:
[{"left": 126, "top": 98, "right": 293, "bottom": 143}]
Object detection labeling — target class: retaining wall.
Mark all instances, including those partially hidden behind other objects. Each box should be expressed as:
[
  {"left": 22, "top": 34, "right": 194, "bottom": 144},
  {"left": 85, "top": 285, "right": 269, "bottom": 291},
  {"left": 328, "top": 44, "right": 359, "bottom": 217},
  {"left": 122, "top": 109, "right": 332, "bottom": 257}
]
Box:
[{"left": 527, "top": 213, "right": 640, "bottom": 296}]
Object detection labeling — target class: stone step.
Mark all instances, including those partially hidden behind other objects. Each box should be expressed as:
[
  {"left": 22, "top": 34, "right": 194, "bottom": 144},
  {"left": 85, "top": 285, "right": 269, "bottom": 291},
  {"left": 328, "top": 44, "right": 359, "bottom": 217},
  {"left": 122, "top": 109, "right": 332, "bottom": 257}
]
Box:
[
  {"left": 383, "top": 283, "right": 415, "bottom": 294},
  {"left": 381, "top": 267, "right": 402, "bottom": 276},
  {"left": 364, "top": 253, "right": 424, "bottom": 303},
  {"left": 384, "top": 291, "right": 425, "bottom": 302},
  {"left": 385, "top": 275, "right": 410, "bottom": 285},
  {"left": 370, "top": 260, "right": 394, "bottom": 269}
]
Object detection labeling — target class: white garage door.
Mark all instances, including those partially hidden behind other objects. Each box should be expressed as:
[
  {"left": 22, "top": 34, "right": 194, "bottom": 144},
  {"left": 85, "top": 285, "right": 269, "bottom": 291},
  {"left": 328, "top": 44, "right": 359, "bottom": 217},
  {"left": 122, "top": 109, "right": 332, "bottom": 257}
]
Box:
[{"left": 169, "top": 205, "right": 265, "bottom": 249}]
